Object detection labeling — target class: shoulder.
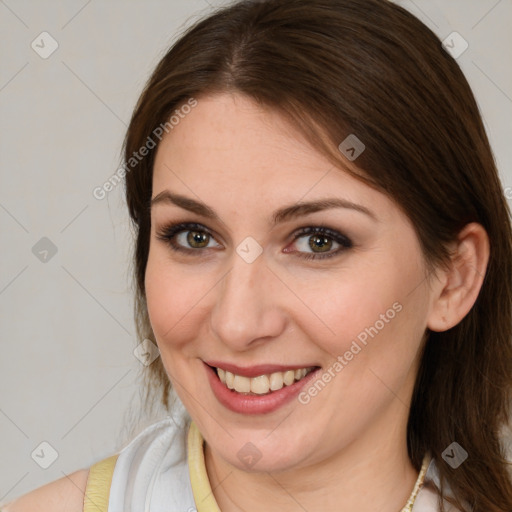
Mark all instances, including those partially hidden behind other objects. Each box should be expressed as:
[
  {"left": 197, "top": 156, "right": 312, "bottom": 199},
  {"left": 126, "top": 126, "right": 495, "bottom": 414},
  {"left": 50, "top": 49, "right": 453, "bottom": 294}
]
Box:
[{"left": 1, "top": 468, "right": 89, "bottom": 512}]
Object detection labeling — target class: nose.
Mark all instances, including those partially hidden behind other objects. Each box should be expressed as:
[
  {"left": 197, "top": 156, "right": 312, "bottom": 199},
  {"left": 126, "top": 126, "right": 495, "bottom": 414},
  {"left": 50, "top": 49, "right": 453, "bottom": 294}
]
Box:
[{"left": 209, "top": 248, "right": 287, "bottom": 351}]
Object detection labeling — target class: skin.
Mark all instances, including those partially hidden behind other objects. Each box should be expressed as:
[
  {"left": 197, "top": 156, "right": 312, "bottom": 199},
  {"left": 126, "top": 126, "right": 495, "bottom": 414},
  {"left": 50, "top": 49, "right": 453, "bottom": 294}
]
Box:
[
  {"left": 145, "top": 92, "right": 489, "bottom": 512},
  {"left": 1, "top": 469, "right": 89, "bottom": 511}
]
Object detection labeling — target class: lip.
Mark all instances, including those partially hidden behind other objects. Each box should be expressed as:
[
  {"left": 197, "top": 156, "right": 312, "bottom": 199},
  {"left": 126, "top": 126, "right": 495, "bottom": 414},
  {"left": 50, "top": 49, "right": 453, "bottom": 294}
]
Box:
[{"left": 204, "top": 362, "right": 321, "bottom": 415}]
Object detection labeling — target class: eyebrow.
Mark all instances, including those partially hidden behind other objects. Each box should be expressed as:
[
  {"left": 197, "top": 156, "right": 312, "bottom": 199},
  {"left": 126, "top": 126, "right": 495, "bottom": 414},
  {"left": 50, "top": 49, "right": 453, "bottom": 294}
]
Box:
[{"left": 150, "top": 190, "right": 377, "bottom": 225}]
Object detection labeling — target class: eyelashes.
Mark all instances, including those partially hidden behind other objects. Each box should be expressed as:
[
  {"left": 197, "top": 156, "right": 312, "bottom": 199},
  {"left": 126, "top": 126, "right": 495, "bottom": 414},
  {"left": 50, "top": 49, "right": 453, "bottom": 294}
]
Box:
[
  {"left": 155, "top": 221, "right": 353, "bottom": 260},
  {"left": 288, "top": 226, "right": 353, "bottom": 260},
  {"left": 156, "top": 222, "right": 221, "bottom": 254}
]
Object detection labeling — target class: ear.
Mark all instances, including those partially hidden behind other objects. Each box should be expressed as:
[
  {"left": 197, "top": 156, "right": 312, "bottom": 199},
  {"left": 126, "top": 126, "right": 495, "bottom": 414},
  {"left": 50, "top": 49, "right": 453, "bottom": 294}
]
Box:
[{"left": 427, "top": 223, "right": 490, "bottom": 332}]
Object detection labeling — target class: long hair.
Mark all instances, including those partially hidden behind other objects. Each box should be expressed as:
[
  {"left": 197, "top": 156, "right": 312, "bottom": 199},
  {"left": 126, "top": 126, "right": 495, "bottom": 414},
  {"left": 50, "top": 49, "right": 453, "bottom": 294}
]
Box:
[{"left": 122, "top": 1, "right": 512, "bottom": 509}]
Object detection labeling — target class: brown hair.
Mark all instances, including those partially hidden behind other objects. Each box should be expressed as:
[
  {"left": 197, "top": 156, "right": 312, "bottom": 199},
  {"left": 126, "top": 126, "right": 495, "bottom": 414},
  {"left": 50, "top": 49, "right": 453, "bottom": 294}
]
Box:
[{"left": 122, "top": 0, "right": 512, "bottom": 509}]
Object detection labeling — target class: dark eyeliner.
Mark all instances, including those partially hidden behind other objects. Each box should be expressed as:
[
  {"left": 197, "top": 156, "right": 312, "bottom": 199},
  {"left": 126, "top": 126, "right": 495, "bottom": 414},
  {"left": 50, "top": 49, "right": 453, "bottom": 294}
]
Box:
[
  {"left": 290, "top": 226, "right": 353, "bottom": 260},
  {"left": 156, "top": 222, "right": 352, "bottom": 260},
  {"left": 156, "top": 222, "right": 214, "bottom": 254}
]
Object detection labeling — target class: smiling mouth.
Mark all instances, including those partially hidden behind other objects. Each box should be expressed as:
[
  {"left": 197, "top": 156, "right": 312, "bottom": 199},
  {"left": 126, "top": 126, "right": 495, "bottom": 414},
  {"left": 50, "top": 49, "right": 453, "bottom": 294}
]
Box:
[{"left": 211, "top": 365, "right": 319, "bottom": 395}]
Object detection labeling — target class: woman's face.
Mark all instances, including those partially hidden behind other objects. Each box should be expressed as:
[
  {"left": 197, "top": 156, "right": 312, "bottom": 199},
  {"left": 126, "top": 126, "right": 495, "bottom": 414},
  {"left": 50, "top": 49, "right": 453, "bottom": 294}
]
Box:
[{"left": 146, "top": 92, "right": 435, "bottom": 473}]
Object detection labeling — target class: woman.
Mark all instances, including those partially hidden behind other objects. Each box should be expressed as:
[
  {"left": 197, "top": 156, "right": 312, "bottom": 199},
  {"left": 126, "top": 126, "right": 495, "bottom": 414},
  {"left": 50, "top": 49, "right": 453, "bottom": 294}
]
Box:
[{"left": 3, "top": 0, "right": 511, "bottom": 511}]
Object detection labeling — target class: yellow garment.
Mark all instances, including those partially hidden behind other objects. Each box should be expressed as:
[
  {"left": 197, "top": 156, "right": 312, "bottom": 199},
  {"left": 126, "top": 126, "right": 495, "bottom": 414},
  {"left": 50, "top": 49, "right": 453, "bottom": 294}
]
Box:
[
  {"left": 83, "top": 454, "right": 119, "bottom": 512},
  {"left": 187, "top": 421, "right": 222, "bottom": 512}
]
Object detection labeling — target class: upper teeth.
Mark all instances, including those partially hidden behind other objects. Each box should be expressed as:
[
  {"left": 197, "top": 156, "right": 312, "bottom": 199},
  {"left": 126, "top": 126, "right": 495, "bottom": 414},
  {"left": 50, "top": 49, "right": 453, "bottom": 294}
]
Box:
[{"left": 216, "top": 367, "right": 314, "bottom": 395}]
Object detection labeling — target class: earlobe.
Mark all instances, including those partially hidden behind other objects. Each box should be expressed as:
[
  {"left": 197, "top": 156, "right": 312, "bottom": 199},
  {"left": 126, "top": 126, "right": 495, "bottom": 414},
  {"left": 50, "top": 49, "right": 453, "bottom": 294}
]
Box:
[{"left": 427, "top": 223, "right": 490, "bottom": 332}]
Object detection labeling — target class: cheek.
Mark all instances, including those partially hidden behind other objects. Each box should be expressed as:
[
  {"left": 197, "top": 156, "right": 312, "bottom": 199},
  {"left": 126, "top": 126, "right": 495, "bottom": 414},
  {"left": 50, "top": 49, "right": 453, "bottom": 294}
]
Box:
[
  {"left": 297, "top": 254, "right": 427, "bottom": 363},
  {"left": 144, "top": 251, "right": 210, "bottom": 347},
  {"left": 295, "top": 270, "right": 394, "bottom": 349}
]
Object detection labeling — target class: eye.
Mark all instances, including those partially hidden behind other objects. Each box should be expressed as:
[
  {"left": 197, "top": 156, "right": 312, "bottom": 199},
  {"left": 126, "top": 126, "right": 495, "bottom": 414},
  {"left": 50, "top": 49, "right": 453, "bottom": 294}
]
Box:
[
  {"left": 286, "top": 226, "right": 353, "bottom": 260},
  {"left": 156, "top": 222, "right": 222, "bottom": 254},
  {"left": 156, "top": 222, "right": 352, "bottom": 260}
]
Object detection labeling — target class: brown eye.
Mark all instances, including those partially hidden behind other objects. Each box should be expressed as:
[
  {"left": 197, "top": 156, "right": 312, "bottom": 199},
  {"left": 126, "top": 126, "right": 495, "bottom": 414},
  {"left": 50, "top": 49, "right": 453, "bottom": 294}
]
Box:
[
  {"left": 308, "top": 234, "right": 333, "bottom": 253},
  {"left": 289, "top": 226, "right": 352, "bottom": 260},
  {"left": 156, "top": 222, "right": 222, "bottom": 254},
  {"left": 187, "top": 230, "right": 210, "bottom": 248}
]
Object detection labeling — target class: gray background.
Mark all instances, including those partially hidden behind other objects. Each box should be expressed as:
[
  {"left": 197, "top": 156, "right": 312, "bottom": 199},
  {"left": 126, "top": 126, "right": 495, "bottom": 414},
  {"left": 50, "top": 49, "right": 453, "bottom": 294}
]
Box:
[{"left": 1, "top": 0, "right": 511, "bottom": 502}]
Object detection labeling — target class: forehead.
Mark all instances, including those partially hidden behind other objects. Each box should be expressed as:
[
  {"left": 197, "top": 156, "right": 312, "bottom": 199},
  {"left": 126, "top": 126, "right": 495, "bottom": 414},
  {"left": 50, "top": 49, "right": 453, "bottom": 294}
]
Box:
[
  {"left": 151, "top": 93, "right": 394, "bottom": 222},
  {"left": 154, "top": 93, "right": 322, "bottom": 174}
]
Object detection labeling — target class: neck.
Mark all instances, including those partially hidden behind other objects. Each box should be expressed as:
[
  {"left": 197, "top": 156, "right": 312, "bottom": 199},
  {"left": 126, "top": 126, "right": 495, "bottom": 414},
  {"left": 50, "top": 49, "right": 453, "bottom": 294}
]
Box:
[{"left": 204, "top": 403, "right": 419, "bottom": 512}]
